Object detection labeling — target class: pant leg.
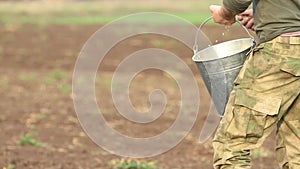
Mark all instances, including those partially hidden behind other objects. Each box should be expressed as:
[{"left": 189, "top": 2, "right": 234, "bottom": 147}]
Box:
[
  {"left": 276, "top": 95, "right": 300, "bottom": 169},
  {"left": 213, "top": 36, "right": 300, "bottom": 169},
  {"left": 213, "top": 90, "right": 279, "bottom": 169},
  {"left": 275, "top": 131, "right": 289, "bottom": 169}
]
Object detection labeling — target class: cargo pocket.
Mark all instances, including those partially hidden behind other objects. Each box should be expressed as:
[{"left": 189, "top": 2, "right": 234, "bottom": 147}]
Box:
[
  {"left": 225, "top": 89, "right": 282, "bottom": 143},
  {"left": 280, "top": 57, "right": 300, "bottom": 76}
]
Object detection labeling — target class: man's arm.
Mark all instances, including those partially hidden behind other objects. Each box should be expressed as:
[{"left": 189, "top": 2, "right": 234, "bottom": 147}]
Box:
[
  {"left": 223, "top": 0, "right": 252, "bottom": 15},
  {"left": 209, "top": 0, "right": 252, "bottom": 25}
]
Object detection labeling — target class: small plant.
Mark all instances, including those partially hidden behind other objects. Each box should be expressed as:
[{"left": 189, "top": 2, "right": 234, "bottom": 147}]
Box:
[
  {"left": 109, "top": 158, "right": 159, "bottom": 169},
  {"left": 60, "top": 83, "right": 71, "bottom": 93},
  {"left": 2, "top": 34, "right": 13, "bottom": 43},
  {"left": 40, "top": 34, "right": 49, "bottom": 42},
  {"left": 150, "top": 39, "right": 165, "bottom": 48},
  {"left": 252, "top": 148, "right": 268, "bottom": 158},
  {"left": 59, "top": 109, "right": 67, "bottom": 115},
  {"left": 38, "top": 112, "right": 47, "bottom": 119},
  {"left": 95, "top": 74, "right": 112, "bottom": 88},
  {"left": 52, "top": 70, "right": 68, "bottom": 80},
  {"left": 18, "top": 131, "right": 46, "bottom": 147},
  {"left": 18, "top": 72, "right": 37, "bottom": 81},
  {"left": 42, "top": 70, "right": 68, "bottom": 84},
  {"left": 42, "top": 76, "right": 56, "bottom": 84},
  {"left": 63, "top": 49, "right": 77, "bottom": 57},
  {"left": 0, "top": 77, "right": 9, "bottom": 87},
  {"left": 4, "top": 164, "right": 15, "bottom": 169}
]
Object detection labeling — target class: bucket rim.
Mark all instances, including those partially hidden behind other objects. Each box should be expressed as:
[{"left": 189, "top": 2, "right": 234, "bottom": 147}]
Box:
[{"left": 192, "top": 38, "right": 254, "bottom": 62}]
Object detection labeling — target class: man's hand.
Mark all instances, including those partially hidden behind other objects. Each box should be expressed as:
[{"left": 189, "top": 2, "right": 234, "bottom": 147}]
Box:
[
  {"left": 237, "top": 9, "right": 254, "bottom": 30},
  {"left": 209, "top": 5, "right": 235, "bottom": 25}
]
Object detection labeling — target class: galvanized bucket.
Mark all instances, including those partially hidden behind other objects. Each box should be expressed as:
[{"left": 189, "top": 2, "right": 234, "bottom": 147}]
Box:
[{"left": 192, "top": 16, "right": 255, "bottom": 116}]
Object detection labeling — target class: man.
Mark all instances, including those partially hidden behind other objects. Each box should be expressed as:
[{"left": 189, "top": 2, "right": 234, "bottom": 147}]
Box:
[{"left": 209, "top": 0, "right": 300, "bottom": 168}]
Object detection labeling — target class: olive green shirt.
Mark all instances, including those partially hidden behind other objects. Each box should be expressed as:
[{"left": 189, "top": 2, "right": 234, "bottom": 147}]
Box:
[{"left": 223, "top": 0, "right": 300, "bottom": 43}]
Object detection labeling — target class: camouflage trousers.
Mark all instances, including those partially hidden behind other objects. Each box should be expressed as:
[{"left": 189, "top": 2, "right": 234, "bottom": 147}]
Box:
[{"left": 213, "top": 36, "right": 300, "bottom": 169}]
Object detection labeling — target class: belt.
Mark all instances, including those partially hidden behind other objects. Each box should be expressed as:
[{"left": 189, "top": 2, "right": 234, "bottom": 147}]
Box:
[
  {"left": 280, "top": 31, "right": 300, "bottom": 37},
  {"left": 267, "top": 35, "right": 300, "bottom": 45}
]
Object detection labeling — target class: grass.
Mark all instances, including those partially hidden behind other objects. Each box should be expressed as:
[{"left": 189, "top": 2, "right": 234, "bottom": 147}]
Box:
[
  {"left": 0, "top": 11, "right": 211, "bottom": 25},
  {"left": 18, "top": 131, "right": 46, "bottom": 147},
  {"left": 150, "top": 39, "right": 166, "bottom": 48},
  {"left": 252, "top": 148, "right": 268, "bottom": 158},
  {"left": 2, "top": 34, "right": 13, "bottom": 43},
  {"left": 38, "top": 112, "right": 47, "bottom": 119},
  {"left": 42, "top": 70, "right": 68, "bottom": 84},
  {"left": 51, "top": 70, "right": 68, "bottom": 80},
  {"left": 4, "top": 164, "right": 15, "bottom": 169},
  {"left": 109, "top": 158, "right": 159, "bottom": 169},
  {"left": 63, "top": 49, "right": 78, "bottom": 57},
  {"left": 60, "top": 83, "right": 71, "bottom": 94},
  {"left": 42, "top": 76, "right": 56, "bottom": 84},
  {"left": 18, "top": 72, "right": 37, "bottom": 81},
  {"left": 0, "top": 77, "right": 9, "bottom": 87},
  {"left": 59, "top": 109, "right": 67, "bottom": 115},
  {"left": 0, "top": 0, "right": 222, "bottom": 25}
]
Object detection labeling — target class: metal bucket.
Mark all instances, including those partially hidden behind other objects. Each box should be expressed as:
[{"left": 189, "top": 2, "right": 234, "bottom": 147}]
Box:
[{"left": 192, "top": 17, "right": 255, "bottom": 116}]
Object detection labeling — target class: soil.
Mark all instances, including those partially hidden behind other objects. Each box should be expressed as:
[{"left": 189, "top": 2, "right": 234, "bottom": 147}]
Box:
[{"left": 0, "top": 23, "right": 277, "bottom": 169}]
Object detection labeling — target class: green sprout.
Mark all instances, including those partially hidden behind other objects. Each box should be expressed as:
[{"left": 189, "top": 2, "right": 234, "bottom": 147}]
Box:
[
  {"left": 18, "top": 72, "right": 37, "bottom": 81},
  {"left": 60, "top": 83, "right": 71, "bottom": 93},
  {"left": 109, "top": 158, "right": 159, "bottom": 169},
  {"left": 5, "top": 164, "right": 15, "bottom": 169},
  {"left": 42, "top": 70, "right": 68, "bottom": 84},
  {"left": 18, "top": 131, "right": 46, "bottom": 147},
  {"left": 252, "top": 148, "right": 268, "bottom": 158}
]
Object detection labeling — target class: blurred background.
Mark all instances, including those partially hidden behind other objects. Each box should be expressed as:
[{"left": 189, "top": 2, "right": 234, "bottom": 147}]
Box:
[
  {"left": 0, "top": 0, "right": 221, "bottom": 24},
  {"left": 0, "top": 1, "right": 276, "bottom": 169}
]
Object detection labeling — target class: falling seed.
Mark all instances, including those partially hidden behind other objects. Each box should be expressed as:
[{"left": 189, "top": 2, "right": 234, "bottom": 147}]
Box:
[{"left": 225, "top": 25, "right": 231, "bottom": 32}]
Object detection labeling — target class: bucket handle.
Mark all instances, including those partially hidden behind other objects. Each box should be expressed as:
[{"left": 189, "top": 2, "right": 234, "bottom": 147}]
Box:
[{"left": 193, "top": 16, "right": 255, "bottom": 54}]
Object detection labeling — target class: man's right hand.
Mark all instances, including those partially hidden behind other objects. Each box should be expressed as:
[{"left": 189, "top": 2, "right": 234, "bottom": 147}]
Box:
[
  {"left": 237, "top": 9, "right": 254, "bottom": 30},
  {"left": 209, "top": 5, "right": 235, "bottom": 25}
]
